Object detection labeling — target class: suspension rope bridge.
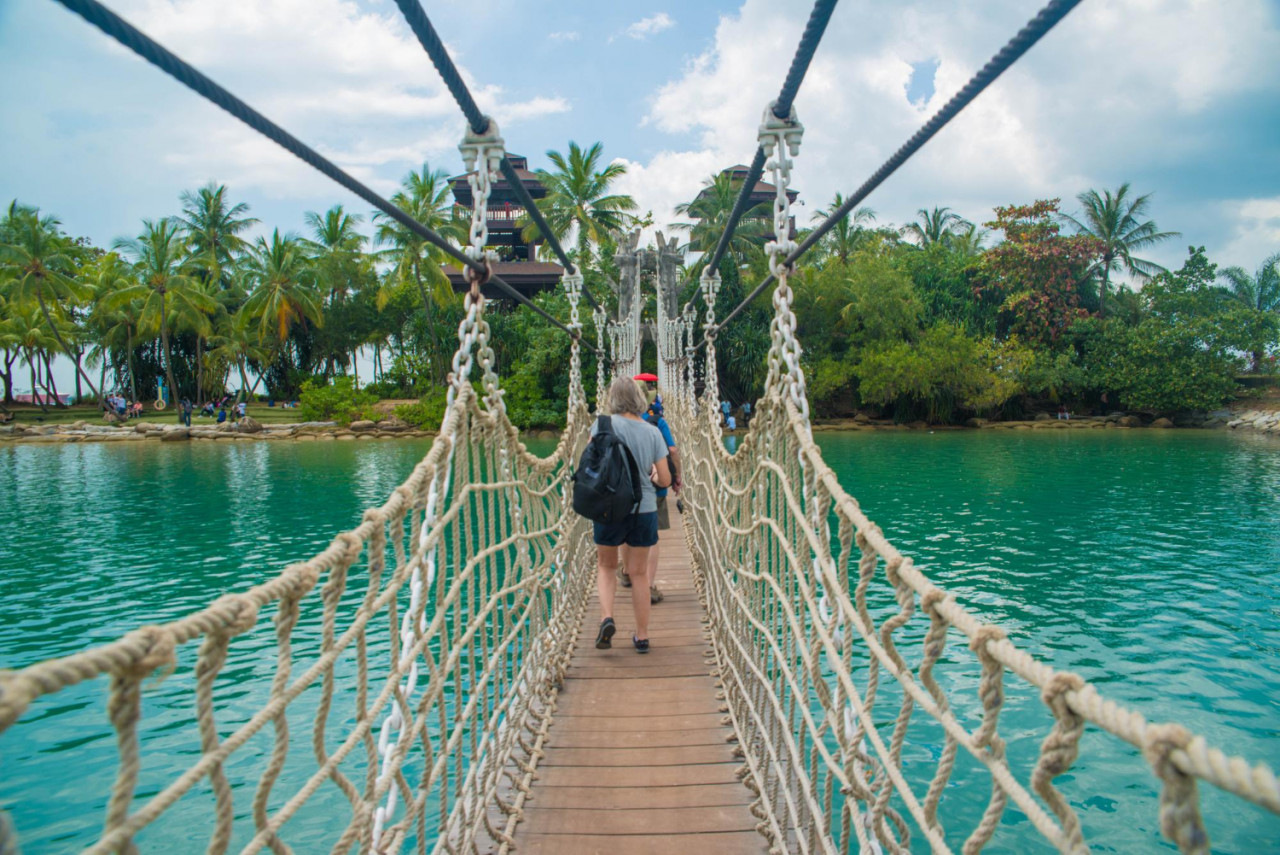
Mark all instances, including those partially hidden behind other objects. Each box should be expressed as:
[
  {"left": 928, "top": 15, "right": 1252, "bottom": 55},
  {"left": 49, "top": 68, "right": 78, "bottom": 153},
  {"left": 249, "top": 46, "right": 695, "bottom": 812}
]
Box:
[{"left": 2, "top": 1, "right": 1278, "bottom": 853}]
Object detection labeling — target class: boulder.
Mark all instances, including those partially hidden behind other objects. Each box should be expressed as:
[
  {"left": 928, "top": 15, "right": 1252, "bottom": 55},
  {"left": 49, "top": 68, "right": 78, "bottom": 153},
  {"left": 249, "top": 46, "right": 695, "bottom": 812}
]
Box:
[
  {"left": 1150, "top": 417, "right": 1174, "bottom": 429},
  {"left": 377, "top": 416, "right": 410, "bottom": 432},
  {"left": 349, "top": 420, "right": 377, "bottom": 432},
  {"left": 134, "top": 422, "right": 159, "bottom": 433},
  {"left": 1033, "top": 412, "right": 1052, "bottom": 421},
  {"left": 1117, "top": 415, "right": 1143, "bottom": 427},
  {"left": 852, "top": 413, "right": 871, "bottom": 425},
  {"left": 237, "top": 416, "right": 264, "bottom": 434},
  {"left": 964, "top": 417, "right": 989, "bottom": 428},
  {"left": 160, "top": 428, "right": 190, "bottom": 442}
]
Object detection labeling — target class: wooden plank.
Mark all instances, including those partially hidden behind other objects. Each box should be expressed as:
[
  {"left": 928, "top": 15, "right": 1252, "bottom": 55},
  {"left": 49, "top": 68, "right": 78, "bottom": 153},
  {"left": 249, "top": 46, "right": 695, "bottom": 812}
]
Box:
[
  {"left": 517, "top": 831, "right": 766, "bottom": 855},
  {"left": 523, "top": 804, "right": 756, "bottom": 835},
  {"left": 507, "top": 514, "right": 765, "bottom": 853}
]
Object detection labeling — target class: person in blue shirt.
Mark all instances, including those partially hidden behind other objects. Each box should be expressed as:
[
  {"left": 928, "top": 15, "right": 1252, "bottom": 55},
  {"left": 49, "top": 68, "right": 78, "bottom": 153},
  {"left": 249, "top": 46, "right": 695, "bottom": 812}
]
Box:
[
  {"left": 216, "top": 407, "right": 227, "bottom": 424},
  {"left": 619, "top": 391, "right": 682, "bottom": 605}
]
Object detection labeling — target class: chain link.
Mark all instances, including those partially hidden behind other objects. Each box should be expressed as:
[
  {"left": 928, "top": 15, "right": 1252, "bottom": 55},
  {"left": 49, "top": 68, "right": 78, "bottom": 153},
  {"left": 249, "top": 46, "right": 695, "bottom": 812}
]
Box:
[
  {"left": 563, "top": 273, "right": 584, "bottom": 411},
  {"left": 759, "top": 101, "right": 809, "bottom": 419}
]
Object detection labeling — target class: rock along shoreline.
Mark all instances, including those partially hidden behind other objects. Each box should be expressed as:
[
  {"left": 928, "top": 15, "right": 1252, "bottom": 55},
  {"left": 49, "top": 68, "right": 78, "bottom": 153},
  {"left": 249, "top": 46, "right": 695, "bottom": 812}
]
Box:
[{"left": 2, "top": 407, "right": 1278, "bottom": 446}]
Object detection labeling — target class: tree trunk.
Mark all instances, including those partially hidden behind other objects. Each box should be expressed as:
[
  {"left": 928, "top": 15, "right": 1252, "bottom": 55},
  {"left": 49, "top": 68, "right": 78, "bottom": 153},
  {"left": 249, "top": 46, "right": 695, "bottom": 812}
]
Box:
[
  {"left": 237, "top": 358, "right": 251, "bottom": 404},
  {"left": 159, "top": 299, "right": 178, "bottom": 408},
  {"left": 41, "top": 353, "right": 66, "bottom": 407},
  {"left": 2, "top": 347, "right": 13, "bottom": 403},
  {"left": 127, "top": 335, "right": 139, "bottom": 404},
  {"left": 35, "top": 288, "right": 104, "bottom": 407},
  {"left": 30, "top": 356, "right": 47, "bottom": 412},
  {"left": 73, "top": 346, "right": 83, "bottom": 402},
  {"left": 1098, "top": 258, "right": 1112, "bottom": 321},
  {"left": 196, "top": 337, "right": 205, "bottom": 404},
  {"left": 411, "top": 257, "right": 441, "bottom": 383}
]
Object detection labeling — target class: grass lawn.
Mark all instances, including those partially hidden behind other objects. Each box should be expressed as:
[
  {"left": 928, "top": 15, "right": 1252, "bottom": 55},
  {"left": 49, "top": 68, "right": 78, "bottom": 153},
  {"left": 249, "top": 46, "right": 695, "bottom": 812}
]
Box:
[{"left": 3, "top": 403, "right": 312, "bottom": 426}]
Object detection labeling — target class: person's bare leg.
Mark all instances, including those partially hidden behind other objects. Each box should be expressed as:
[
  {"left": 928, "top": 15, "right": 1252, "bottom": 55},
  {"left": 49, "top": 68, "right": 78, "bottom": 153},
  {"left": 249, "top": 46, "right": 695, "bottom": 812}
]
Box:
[
  {"left": 626, "top": 545, "right": 652, "bottom": 639},
  {"left": 597, "top": 545, "right": 619, "bottom": 620},
  {"left": 646, "top": 542, "right": 660, "bottom": 597}
]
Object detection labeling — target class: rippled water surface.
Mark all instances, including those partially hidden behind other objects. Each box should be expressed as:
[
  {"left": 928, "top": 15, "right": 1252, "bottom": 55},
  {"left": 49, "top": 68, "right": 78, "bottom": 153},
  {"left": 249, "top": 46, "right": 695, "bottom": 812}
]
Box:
[{"left": 2, "top": 430, "right": 1278, "bottom": 853}]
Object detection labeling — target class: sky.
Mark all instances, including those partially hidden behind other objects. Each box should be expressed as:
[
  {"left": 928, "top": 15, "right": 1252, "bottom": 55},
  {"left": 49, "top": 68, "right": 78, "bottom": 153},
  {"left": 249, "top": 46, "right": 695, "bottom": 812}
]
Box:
[{"left": 2, "top": 0, "right": 1279, "bottom": 391}]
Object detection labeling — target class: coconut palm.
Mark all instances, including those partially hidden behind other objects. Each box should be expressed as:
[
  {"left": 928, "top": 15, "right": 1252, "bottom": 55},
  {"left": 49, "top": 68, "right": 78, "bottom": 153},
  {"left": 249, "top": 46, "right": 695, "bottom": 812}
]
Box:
[
  {"left": 240, "top": 230, "right": 323, "bottom": 346},
  {"left": 7, "top": 302, "right": 63, "bottom": 411},
  {"left": 901, "top": 206, "right": 971, "bottom": 247},
  {"left": 1219, "top": 252, "right": 1280, "bottom": 369},
  {"left": 528, "top": 141, "right": 636, "bottom": 267},
  {"left": 112, "top": 218, "right": 219, "bottom": 402},
  {"left": 810, "top": 195, "right": 876, "bottom": 265},
  {"left": 208, "top": 311, "right": 272, "bottom": 402},
  {"left": 672, "top": 172, "right": 771, "bottom": 273},
  {"left": 305, "top": 205, "right": 366, "bottom": 302},
  {"left": 1061, "top": 183, "right": 1180, "bottom": 318},
  {"left": 177, "top": 183, "right": 257, "bottom": 289},
  {"left": 0, "top": 202, "right": 105, "bottom": 406},
  {"left": 947, "top": 223, "right": 989, "bottom": 261}
]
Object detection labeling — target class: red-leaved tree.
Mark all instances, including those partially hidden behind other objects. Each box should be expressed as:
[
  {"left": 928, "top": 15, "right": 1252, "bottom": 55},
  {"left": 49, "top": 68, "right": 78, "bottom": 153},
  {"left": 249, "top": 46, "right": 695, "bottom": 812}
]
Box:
[{"left": 976, "top": 199, "right": 1104, "bottom": 346}]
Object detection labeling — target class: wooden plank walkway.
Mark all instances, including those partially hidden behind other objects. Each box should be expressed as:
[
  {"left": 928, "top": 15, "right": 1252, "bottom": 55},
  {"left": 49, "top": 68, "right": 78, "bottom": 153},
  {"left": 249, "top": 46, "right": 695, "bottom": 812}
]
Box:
[{"left": 509, "top": 513, "right": 767, "bottom": 855}]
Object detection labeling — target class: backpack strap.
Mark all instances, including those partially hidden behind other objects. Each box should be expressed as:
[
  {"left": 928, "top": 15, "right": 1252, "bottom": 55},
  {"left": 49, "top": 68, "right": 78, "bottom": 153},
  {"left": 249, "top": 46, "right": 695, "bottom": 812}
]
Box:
[{"left": 596, "top": 414, "right": 613, "bottom": 435}]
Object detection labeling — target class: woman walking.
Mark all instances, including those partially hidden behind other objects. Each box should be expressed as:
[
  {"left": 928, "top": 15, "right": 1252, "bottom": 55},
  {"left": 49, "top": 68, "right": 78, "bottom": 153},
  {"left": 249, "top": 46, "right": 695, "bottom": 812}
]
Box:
[{"left": 593, "top": 376, "right": 671, "bottom": 653}]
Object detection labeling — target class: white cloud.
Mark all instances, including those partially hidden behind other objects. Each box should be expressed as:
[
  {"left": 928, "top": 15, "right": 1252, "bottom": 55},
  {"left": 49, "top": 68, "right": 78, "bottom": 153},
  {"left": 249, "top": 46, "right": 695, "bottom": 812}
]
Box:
[
  {"left": 630, "top": 0, "right": 1280, "bottom": 270},
  {"left": 626, "top": 12, "right": 675, "bottom": 40},
  {"left": 1218, "top": 198, "right": 1280, "bottom": 270},
  {"left": 548, "top": 31, "right": 580, "bottom": 42}
]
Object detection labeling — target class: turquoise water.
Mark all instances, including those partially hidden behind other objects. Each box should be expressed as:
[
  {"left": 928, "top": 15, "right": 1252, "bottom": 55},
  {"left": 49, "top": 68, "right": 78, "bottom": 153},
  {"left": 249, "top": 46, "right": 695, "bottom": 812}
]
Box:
[{"left": 2, "top": 431, "right": 1278, "bottom": 852}]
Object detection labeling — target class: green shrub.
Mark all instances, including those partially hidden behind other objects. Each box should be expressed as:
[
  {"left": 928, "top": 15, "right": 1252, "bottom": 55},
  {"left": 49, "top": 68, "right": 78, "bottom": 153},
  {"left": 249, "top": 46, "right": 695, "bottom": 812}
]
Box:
[
  {"left": 298, "top": 377, "right": 379, "bottom": 426},
  {"left": 394, "top": 388, "right": 449, "bottom": 431}
]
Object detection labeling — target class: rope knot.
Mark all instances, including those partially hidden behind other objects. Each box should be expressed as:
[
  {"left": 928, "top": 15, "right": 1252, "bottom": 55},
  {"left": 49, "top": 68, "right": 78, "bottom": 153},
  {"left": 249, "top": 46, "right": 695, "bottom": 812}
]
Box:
[
  {"left": 118, "top": 625, "right": 176, "bottom": 680},
  {"left": 921, "top": 587, "right": 946, "bottom": 616},
  {"left": 1040, "top": 671, "right": 1085, "bottom": 722},
  {"left": 1143, "top": 723, "right": 1210, "bottom": 854},
  {"left": 968, "top": 625, "right": 1006, "bottom": 662},
  {"left": 212, "top": 594, "right": 260, "bottom": 638}
]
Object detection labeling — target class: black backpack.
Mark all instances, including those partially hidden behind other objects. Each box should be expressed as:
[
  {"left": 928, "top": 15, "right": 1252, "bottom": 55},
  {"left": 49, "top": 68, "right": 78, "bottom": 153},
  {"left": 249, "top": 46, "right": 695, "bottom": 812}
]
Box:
[{"left": 572, "top": 416, "right": 642, "bottom": 524}]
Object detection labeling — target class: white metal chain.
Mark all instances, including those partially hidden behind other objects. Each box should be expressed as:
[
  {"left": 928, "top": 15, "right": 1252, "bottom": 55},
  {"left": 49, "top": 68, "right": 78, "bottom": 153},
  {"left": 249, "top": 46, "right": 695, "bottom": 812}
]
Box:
[
  {"left": 563, "top": 272, "right": 584, "bottom": 411},
  {"left": 700, "top": 268, "right": 722, "bottom": 415},
  {"left": 759, "top": 101, "right": 809, "bottom": 419},
  {"left": 593, "top": 306, "right": 608, "bottom": 406}
]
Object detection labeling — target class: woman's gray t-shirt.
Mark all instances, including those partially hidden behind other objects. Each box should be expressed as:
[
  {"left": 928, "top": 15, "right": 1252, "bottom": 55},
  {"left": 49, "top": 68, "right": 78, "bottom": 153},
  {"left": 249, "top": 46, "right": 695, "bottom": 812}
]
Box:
[{"left": 589, "top": 415, "right": 668, "bottom": 513}]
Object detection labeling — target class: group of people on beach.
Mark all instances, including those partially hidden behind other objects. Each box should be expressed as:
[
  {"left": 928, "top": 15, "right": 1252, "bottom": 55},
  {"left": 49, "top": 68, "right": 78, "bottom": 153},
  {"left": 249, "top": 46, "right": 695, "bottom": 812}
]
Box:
[{"left": 104, "top": 395, "right": 144, "bottom": 419}]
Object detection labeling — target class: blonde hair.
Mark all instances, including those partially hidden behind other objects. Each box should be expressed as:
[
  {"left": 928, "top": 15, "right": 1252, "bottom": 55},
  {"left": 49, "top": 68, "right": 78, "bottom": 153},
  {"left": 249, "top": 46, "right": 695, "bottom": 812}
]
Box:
[{"left": 606, "top": 376, "right": 648, "bottom": 415}]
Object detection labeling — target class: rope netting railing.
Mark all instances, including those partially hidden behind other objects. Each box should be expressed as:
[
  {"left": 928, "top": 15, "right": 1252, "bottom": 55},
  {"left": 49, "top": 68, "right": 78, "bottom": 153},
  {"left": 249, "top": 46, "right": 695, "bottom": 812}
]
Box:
[{"left": 0, "top": 93, "right": 598, "bottom": 854}]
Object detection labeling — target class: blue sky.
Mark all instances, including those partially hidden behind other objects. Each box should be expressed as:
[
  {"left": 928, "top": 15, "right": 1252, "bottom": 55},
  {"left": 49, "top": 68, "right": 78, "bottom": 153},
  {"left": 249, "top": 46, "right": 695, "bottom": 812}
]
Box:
[{"left": 2, "top": 0, "right": 1279, "bottom": 298}]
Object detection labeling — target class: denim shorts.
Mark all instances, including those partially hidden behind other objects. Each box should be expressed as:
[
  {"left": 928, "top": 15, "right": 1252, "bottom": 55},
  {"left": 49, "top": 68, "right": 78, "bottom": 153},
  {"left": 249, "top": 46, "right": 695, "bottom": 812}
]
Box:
[{"left": 593, "top": 511, "right": 659, "bottom": 548}]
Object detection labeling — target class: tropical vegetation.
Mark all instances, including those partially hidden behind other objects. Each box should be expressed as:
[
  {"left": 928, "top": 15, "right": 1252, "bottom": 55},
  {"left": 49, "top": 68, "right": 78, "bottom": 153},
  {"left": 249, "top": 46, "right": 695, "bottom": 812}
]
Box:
[{"left": 2, "top": 161, "right": 1276, "bottom": 426}]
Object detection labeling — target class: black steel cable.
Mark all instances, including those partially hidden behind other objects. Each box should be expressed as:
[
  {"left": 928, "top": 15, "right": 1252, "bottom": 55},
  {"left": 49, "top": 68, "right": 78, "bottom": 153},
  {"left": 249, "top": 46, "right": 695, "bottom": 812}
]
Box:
[
  {"left": 706, "top": 0, "right": 1084, "bottom": 341},
  {"left": 393, "top": 0, "right": 603, "bottom": 313},
  {"left": 681, "top": 0, "right": 839, "bottom": 315},
  {"left": 392, "top": 0, "right": 487, "bottom": 134},
  {"left": 52, "top": 0, "right": 591, "bottom": 347}
]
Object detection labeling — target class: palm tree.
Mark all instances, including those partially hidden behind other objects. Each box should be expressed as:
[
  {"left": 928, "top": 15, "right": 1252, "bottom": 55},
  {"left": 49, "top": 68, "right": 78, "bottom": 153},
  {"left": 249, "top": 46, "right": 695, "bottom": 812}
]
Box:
[
  {"left": 1219, "top": 252, "right": 1280, "bottom": 369},
  {"left": 528, "top": 141, "right": 636, "bottom": 268},
  {"left": 0, "top": 202, "right": 105, "bottom": 407},
  {"left": 948, "top": 223, "right": 989, "bottom": 261},
  {"left": 672, "top": 172, "right": 771, "bottom": 277},
  {"left": 808, "top": 195, "right": 876, "bottom": 265},
  {"left": 177, "top": 183, "right": 257, "bottom": 289},
  {"left": 1061, "top": 183, "right": 1180, "bottom": 318},
  {"left": 7, "top": 302, "right": 62, "bottom": 411},
  {"left": 305, "top": 205, "right": 365, "bottom": 302},
  {"left": 208, "top": 311, "right": 272, "bottom": 402},
  {"left": 112, "top": 218, "right": 219, "bottom": 403},
  {"left": 241, "top": 229, "right": 323, "bottom": 347},
  {"left": 901, "top": 206, "right": 970, "bottom": 247}
]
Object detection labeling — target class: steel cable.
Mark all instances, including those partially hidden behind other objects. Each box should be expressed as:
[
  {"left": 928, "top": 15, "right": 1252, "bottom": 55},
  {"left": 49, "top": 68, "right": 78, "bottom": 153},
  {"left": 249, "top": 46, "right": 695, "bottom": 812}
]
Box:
[
  {"left": 52, "top": 0, "right": 591, "bottom": 348},
  {"left": 681, "top": 0, "right": 839, "bottom": 315},
  {"left": 392, "top": 0, "right": 602, "bottom": 312},
  {"left": 705, "top": 0, "right": 1084, "bottom": 342}
]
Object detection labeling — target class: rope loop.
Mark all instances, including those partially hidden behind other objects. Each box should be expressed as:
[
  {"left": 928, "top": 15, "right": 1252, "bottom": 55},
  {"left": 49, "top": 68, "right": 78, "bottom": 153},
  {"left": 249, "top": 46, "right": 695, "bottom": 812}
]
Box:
[
  {"left": 1144, "top": 724, "right": 1211, "bottom": 854},
  {"left": 114, "top": 625, "right": 177, "bottom": 681}
]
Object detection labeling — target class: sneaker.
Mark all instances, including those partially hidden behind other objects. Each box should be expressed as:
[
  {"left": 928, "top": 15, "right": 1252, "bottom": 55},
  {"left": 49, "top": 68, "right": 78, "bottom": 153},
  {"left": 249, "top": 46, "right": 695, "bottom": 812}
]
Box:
[
  {"left": 649, "top": 586, "right": 664, "bottom": 605},
  {"left": 618, "top": 570, "right": 632, "bottom": 588},
  {"left": 595, "top": 618, "right": 616, "bottom": 649},
  {"left": 632, "top": 634, "right": 650, "bottom": 654}
]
